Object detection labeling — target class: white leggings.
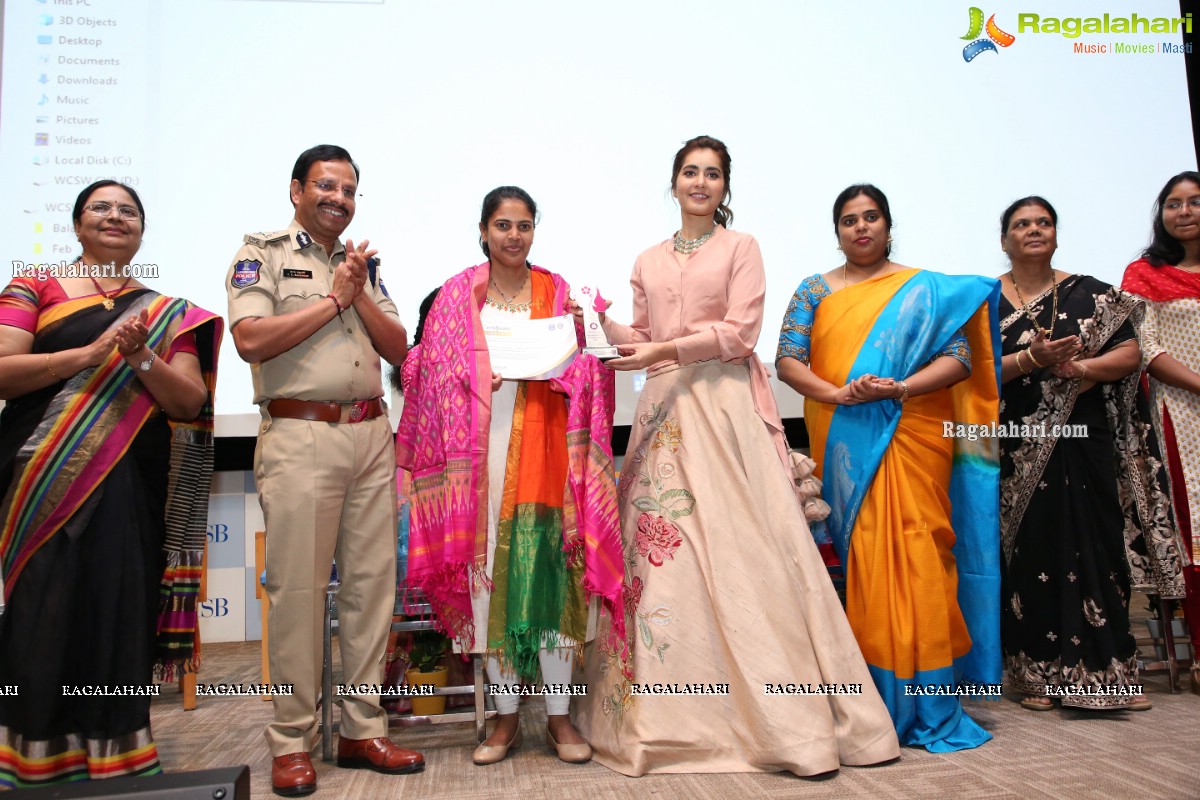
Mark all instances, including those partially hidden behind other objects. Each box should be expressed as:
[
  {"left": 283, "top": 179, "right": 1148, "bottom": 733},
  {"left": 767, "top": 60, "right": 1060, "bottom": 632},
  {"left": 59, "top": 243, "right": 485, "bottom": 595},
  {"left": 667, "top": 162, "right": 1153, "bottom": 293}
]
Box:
[{"left": 486, "top": 648, "right": 574, "bottom": 715}]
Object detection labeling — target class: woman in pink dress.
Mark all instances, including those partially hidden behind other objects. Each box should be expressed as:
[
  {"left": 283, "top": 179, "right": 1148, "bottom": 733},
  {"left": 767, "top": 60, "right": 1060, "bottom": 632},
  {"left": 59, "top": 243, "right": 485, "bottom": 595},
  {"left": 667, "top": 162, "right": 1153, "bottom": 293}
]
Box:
[{"left": 576, "top": 136, "right": 899, "bottom": 776}]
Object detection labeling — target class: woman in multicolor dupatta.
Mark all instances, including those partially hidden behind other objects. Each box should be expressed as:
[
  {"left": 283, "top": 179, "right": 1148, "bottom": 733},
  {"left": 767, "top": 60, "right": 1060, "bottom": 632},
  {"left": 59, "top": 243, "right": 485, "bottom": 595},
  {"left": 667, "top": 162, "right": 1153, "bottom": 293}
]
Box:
[
  {"left": 396, "top": 186, "right": 624, "bottom": 766},
  {"left": 776, "top": 183, "right": 1001, "bottom": 752},
  {"left": 577, "top": 138, "right": 899, "bottom": 777},
  {"left": 996, "top": 196, "right": 1182, "bottom": 712},
  {"left": 0, "top": 181, "right": 222, "bottom": 789},
  {"left": 1123, "top": 171, "right": 1200, "bottom": 695}
]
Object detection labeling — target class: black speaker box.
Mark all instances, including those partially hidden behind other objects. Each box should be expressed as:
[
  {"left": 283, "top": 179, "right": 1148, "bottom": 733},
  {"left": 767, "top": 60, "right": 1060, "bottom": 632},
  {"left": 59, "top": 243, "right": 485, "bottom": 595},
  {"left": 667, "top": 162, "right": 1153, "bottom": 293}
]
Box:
[{"left": 12, "top": 765, "right": 250, "bottom": 799}]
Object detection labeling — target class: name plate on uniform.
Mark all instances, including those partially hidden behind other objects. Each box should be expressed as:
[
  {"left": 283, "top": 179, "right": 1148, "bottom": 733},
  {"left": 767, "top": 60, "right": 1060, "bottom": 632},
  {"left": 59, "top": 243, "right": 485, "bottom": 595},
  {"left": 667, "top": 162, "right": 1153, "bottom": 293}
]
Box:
[{"left": 484, "top": 314, "right": 578, "bottom": 381}]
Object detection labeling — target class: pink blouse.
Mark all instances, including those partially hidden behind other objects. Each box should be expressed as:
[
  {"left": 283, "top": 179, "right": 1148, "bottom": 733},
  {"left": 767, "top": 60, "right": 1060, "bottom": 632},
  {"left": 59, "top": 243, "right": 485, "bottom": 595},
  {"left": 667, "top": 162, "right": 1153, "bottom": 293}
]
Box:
[
  {"left": 602, "top": 225, "right": 765, "bottom": 367},
  {"left": 603, "top": 225, "right": 788, "bottom": 464}
]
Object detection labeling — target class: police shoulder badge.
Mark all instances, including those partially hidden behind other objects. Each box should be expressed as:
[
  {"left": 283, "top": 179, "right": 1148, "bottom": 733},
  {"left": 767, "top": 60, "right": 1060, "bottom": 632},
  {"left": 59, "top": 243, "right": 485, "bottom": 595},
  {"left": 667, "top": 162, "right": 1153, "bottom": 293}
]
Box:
[
  {"left": 242, "top": 230, "right": 289, "bottom": 248},
  {"left": 232, "top": 259, "right": 262, "bottom": 288}
]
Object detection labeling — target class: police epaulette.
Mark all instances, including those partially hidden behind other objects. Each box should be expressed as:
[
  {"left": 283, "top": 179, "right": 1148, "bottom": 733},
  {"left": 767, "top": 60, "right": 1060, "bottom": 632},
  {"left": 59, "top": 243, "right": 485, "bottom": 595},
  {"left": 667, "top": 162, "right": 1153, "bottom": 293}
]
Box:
[{"left": 242, "top": 230, "right": 290, "bottom": 248}]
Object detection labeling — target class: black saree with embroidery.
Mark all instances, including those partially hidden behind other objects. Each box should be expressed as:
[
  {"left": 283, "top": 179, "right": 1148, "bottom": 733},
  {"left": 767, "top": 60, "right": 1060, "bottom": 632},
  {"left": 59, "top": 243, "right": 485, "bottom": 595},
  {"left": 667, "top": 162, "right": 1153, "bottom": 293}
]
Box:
[{"left": 998, "top": 274, "right": 1185, "bottom": 709}]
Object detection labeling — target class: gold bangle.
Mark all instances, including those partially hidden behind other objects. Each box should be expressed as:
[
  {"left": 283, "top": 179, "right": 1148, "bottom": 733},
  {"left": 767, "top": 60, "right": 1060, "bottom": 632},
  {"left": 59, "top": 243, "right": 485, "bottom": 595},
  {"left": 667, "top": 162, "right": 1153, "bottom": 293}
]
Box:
[
  {"left": 1016, "top": 350, "right": 1031, "bottom": 375},
  {"left": 1076, "top": 361, "right": 1088, "bottom": 380},
  {"left": 1026, "top": 348, "right": 1045, "bottom": 369},
  {"left": 45, "top": 353, "right": 61, "bottom": 380},
  {"left": 897, "top": 379, "right": 910, "bottom": 404}
]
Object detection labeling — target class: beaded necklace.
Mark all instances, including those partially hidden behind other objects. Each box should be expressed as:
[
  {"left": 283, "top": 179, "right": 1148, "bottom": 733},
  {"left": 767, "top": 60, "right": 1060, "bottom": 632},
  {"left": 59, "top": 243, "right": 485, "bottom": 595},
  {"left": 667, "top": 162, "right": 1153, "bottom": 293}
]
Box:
[{"left": 673, "top": 226, "right": 715, "bottom": 255}]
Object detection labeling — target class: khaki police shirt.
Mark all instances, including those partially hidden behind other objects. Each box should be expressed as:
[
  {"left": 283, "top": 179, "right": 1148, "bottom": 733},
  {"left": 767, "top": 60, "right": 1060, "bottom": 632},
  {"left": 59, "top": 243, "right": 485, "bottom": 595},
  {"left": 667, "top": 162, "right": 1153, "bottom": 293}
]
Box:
[{"left": 225, "top": 220, "right": 399, "bottom": 405}]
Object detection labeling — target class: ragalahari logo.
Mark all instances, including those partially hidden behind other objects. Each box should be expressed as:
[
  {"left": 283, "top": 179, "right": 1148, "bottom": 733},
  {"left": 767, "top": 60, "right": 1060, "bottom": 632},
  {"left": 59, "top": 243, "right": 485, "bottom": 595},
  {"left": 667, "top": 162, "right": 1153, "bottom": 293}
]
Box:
[{"left": 961, "top": 7, "right": 1016, "bottom": 61}]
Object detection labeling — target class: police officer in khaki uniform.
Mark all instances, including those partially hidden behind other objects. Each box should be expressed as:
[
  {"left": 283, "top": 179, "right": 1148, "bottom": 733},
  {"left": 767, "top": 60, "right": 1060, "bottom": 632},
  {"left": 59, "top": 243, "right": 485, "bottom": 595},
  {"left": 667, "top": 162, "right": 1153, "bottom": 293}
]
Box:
[{"left": 226, "top": 145, "right": 421, "bottom": 797}]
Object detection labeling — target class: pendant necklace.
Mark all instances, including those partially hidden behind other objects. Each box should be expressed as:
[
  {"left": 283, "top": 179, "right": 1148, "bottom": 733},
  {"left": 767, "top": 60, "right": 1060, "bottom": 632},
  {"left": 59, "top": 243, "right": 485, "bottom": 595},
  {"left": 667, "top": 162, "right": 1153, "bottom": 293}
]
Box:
[
  {"left": 89, "top": 271, "right": 133, "bottom": 311},
  {"left": 486, "top": 271, "right": 531, "bottom": 313},
  {"left": 1010, "top": 270, "right": 1057, "bottom": 338}
]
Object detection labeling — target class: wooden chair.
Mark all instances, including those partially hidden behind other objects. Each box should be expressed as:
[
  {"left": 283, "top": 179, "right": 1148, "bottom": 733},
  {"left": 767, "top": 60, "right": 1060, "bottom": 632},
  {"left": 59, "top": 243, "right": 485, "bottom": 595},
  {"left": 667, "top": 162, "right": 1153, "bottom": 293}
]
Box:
[{"left": 1138, "top": 595, "right": 1194, "bottom": 693}]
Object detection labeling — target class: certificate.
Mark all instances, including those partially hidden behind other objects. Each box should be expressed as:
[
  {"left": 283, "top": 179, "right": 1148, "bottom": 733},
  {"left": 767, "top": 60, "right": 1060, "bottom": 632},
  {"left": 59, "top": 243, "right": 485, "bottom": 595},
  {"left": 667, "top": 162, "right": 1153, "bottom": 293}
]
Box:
[{"left": 484, "top": 314, "right": 579, "bottom": 380}]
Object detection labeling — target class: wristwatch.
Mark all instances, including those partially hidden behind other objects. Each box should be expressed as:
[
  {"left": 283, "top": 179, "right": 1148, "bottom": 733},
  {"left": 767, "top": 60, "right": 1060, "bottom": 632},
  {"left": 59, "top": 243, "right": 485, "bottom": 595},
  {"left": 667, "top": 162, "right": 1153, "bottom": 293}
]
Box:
[{"left": 138, "top": 351, "right": 156, "bottom": 372}]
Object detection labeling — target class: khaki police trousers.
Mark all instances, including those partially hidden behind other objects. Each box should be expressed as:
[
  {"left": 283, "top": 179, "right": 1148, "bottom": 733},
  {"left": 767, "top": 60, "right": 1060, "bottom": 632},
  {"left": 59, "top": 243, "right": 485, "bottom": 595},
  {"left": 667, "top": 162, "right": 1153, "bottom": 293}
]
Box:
[{"left": 255, "top": 413, "right": 397, "bottom": 756}]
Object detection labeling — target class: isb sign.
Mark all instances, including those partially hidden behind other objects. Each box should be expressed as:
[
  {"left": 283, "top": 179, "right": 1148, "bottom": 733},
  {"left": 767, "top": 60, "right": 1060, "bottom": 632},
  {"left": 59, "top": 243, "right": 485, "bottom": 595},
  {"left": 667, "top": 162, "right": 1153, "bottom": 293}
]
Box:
[
  {"left": 206, "top": 523, "right": 229, "bottom": 543},
  {"left": 200, "top": 598, "right": 231, "bottom": 618}
]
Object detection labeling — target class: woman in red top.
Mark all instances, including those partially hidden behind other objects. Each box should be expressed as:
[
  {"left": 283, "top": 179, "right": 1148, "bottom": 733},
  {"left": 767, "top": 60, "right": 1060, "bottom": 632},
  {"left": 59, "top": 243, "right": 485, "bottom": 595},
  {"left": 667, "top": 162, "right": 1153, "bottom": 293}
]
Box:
[{"left": 1122, "top": 171, "right": 1200, "bottom": 694}]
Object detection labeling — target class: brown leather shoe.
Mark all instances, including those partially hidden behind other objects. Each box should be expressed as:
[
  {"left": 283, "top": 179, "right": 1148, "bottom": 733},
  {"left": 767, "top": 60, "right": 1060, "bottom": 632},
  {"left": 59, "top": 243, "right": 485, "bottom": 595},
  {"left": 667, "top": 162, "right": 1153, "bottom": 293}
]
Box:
[
  {"left": 336, "top": 736, "right": 425, "bottom": 774},
  {"left": 271, "top": 752, "right": 316, "bottom": 797}
]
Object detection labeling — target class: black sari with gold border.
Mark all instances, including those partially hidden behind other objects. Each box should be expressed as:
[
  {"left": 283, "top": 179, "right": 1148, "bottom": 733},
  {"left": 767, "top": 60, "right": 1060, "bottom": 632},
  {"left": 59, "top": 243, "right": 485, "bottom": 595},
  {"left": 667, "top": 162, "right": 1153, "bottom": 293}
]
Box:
[{"left": 999, "top": 275, "right": 1184, "bottom": 709}]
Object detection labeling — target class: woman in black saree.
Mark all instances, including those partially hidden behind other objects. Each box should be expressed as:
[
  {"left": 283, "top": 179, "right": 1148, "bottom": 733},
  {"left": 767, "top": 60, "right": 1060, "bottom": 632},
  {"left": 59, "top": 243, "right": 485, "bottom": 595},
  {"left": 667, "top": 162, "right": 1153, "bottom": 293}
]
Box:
[
  {"left": 996, "top": 196, "right": 1185, "bottom": 711},
  {"left": 0, "top": 181, "right": 223, "bottom": 788}
]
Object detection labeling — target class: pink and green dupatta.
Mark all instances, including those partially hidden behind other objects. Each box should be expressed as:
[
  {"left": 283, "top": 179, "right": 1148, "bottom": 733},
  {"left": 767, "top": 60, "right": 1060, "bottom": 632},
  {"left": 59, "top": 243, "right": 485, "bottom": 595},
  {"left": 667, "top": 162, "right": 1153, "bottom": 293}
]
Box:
[{"left": 396, "top": 263, "right": 627, "bottom": 658}]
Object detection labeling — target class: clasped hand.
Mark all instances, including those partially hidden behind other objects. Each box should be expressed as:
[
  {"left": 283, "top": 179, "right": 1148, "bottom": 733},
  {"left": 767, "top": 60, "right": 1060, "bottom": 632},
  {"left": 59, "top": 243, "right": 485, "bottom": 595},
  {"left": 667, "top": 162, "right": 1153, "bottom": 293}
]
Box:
[
  {"left": 113, "top": 309, "right": 151, "bottom": 356},
  {"left": 831, "top": 374, "right": 902, "bottom": 405},
  {"left": 1049, "top": 360, "right": 1087, "bottom": 380},
  {"left": 333, "top": 239, "right": 376, "bottom": 306},
  {"left": 1029, "top": 331, "right": 1082, "bottom": 367}
]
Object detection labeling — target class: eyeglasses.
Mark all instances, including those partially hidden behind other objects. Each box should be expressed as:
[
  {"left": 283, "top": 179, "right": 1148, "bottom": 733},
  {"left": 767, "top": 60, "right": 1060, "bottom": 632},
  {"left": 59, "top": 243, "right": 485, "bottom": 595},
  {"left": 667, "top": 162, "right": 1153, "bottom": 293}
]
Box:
[
  {"left": 83, "top": 201, "right": 142, "bottom": 220},
  {"left": 309, "top": 180, "right": 361, "bottom": 200},
  {"left": 1164, "top": 198, "right": 1200, "bottom": 211}
]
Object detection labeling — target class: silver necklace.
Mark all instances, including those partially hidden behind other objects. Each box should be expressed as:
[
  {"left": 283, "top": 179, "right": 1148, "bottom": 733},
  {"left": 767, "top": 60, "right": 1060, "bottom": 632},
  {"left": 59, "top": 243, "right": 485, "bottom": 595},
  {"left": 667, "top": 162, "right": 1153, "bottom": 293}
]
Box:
[{"left": 673, "top": 226, "right": 716, "bottom": 255}]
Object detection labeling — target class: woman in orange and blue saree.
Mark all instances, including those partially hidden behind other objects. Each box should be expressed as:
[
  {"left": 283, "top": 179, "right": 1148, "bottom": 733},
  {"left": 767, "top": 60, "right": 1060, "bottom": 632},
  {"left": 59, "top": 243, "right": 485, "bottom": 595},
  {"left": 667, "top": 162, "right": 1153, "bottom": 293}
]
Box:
[{"left": 776, "top": 184, "right": 1001, "bottom": 751}]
